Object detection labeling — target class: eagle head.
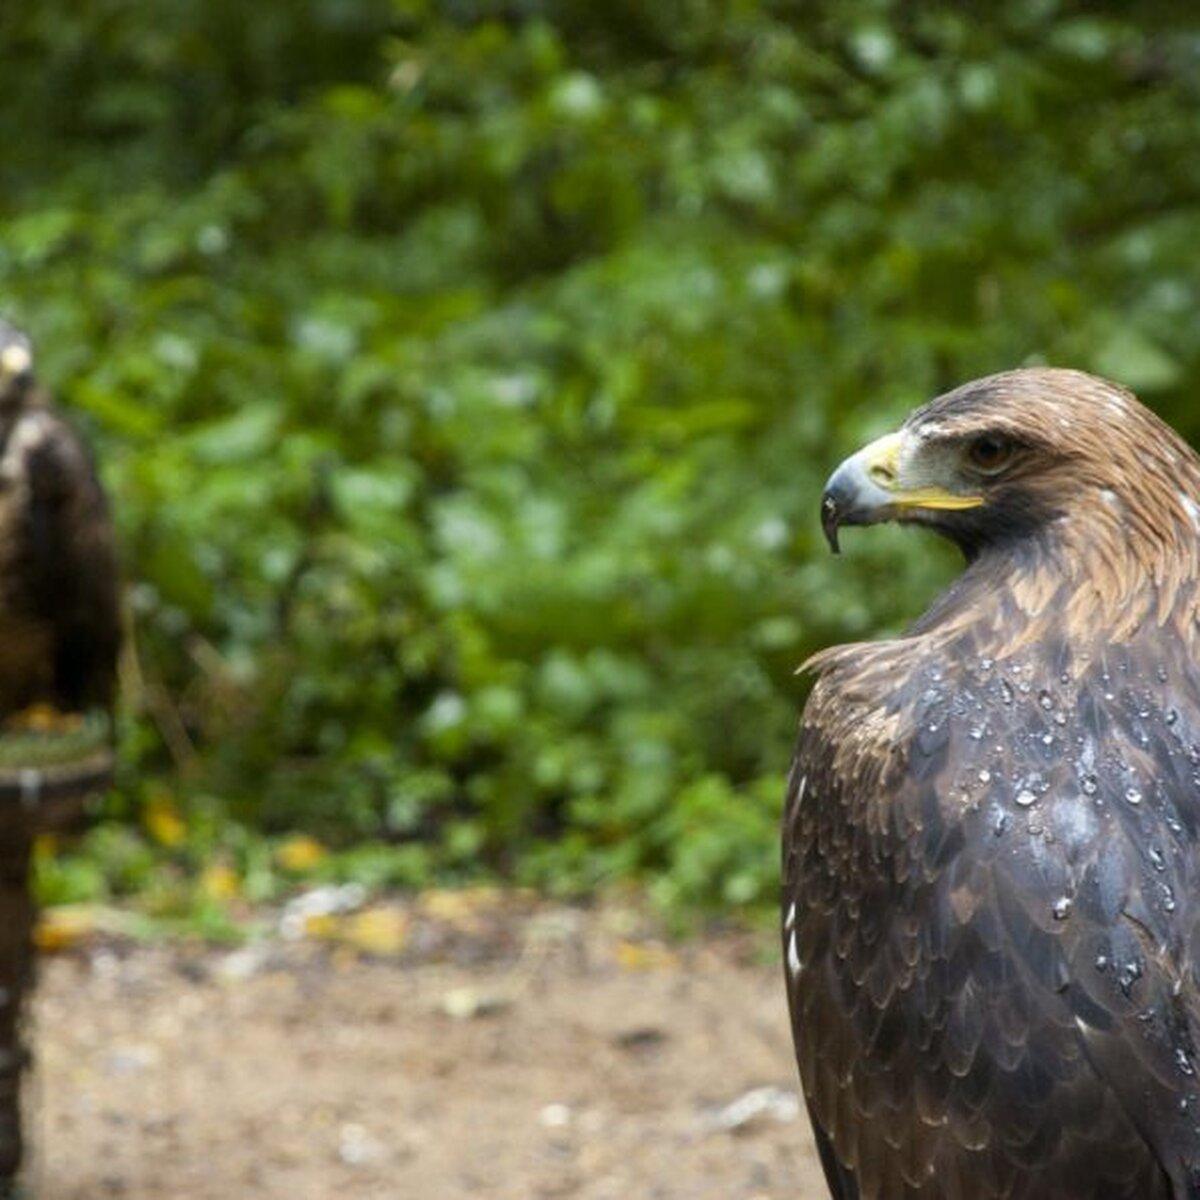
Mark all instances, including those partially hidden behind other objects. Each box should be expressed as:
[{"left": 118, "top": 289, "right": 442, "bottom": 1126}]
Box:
[
  {"left": 820, "top": 367, "right": 1200, "bottom": 565},
  {"left": 0, "top": 321, "right": 34, "bottom": 410}
]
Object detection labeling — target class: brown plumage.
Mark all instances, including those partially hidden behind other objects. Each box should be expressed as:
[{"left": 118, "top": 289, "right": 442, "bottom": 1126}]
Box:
[
  {"left": 784, "top": 369, "right": 1200, "bottom": 1199},
  {"left": 0, "top": 319, "right": 120, "bottom": 1191},
  {"left": 0, "top": 319, "right": 120, "bottom": 719}
]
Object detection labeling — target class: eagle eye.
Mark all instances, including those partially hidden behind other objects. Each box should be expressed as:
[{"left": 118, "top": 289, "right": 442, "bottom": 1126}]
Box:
[{"left": 966, "top": 435, "right": 1017, "bottom": 475}]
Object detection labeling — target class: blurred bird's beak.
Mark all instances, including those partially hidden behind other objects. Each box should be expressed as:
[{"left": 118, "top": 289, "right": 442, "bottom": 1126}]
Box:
[
  {"left": 0, "top": 344, "right": 32, "bottom": 393},
  {"left": 820, "top": 430, "right": 983, "bottom": 553}
]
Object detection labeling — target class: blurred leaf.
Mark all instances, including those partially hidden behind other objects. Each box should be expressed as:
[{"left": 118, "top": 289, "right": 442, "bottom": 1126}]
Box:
[
  {"left": 199, "top": 861, "right": 241, "bottom": 902},
  {"left": 1091, "top": 327, "right": 1183, "bottom": 393},
  {"left": 613, "top": 940, "right": 678, "bottom": 970},
  {"left": 341, "top": 906, "right": 410, "bottom": 957},
  {"left": 276, "top": 834, "right": 329, "bottom": 873},
  {"left": 144, "top": 795, "right": 187, "bottom": 848}
]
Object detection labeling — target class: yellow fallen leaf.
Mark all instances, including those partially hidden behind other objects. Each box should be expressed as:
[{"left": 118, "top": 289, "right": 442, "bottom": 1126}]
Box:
[
  {"left": 342, "top": 907, "right": 410, "bottom": 957},
  {"left": 144, "top": 795, "right": 187, "bottom": 847},
  {"left": 199, "top": 862, "right": 240, "bottom": 901},
  {"left": 35, "top": 906, "right": 104, "bottom": 953},
  {"left": 303, "top": 912, "right": 341, "bottom": 940},
  {"left": 419, "top": 886, "right": 503, "bottom": 927},
  {"left": 276, "top": 834, "right": 327, "bottom": 873},
  {"left": 613, "top": 940, "right": 678, "bottom": 971}
]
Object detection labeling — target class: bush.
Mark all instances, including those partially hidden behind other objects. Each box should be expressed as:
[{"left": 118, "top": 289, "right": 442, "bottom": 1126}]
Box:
[{"left": 4, "top": 2, "right": 1200, "bottom": 913}]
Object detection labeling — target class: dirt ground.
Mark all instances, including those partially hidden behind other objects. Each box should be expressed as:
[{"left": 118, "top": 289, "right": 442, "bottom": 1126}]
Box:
[{"left": 29, "top": 894, "right": 828, "bottom": 1199}]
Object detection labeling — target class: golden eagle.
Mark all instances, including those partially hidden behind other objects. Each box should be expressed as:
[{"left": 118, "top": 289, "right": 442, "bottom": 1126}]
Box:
[
  {"left": 784, "top": 369, "right": 1200, "bottom": 1199},
  {"left": 0, "top": 320, "right": 120, "bottom": 1190},
  {"left": 0, "top": 319, "right": 120, "bottom": 722}
]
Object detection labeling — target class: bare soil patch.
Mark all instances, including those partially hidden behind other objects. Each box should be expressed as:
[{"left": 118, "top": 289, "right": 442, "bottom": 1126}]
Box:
[{"left": 31, "top": 896, "right": 827, "bottom": 1198}]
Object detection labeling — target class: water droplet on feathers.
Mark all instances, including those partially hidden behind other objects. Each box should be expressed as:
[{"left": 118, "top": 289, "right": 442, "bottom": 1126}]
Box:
[
  {"left": 1125, "top": 788, "right": 1143, "bottom": 806},
  {"left": 1080, "top": 775, "right": 1098, "bottom": 796},
  {"left": 1015, "top": 789, "right": 1037, "bottom": 808},
  {"left": 978, "top": 769, "right": 991, "bottom": 784},
  {"left": 1118, "top": 959, "right": 1144, "bottom": 996},
  {"left": 1051, "top": 897, "right": 1072, "bottom": 920},
  {"left": 917, "top": 719, "right": 948, "bottom": 755}
]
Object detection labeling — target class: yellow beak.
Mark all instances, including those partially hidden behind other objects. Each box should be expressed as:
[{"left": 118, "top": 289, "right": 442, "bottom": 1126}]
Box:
[{"left": 821, "top": 431, "right": 983, "bottom": 552}]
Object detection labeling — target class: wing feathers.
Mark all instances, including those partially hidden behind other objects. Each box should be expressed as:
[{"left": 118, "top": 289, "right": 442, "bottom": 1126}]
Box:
[{"left": 784, "top": 640, "right": 1194, "bottom": 1198}]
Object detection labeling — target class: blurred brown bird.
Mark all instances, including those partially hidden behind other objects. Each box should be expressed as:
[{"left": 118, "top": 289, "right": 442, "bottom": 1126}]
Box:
[
  {"left": 0, "top": 318, "right": 120, "bottom": 1190},
  {"left": 0, "top": 319, "right": 120, "bottom": 721},
  {"left": 784, "top": 369, "right": 1200, "bottom": 1199}
]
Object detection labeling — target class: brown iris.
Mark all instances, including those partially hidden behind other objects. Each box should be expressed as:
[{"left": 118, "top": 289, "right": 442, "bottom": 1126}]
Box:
[{"left": 966, "top": 435, "right": 1017, "bottom": 475}]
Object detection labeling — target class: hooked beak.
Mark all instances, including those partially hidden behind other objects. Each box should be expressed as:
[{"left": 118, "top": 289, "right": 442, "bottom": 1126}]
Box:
[{"left": 820, "top": 430, "right": 983, "bottom": 553}]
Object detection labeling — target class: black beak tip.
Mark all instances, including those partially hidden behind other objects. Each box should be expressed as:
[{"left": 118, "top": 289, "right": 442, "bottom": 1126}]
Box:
[{"left": 820, "top": 494, "right": 841, "bottom": 555}]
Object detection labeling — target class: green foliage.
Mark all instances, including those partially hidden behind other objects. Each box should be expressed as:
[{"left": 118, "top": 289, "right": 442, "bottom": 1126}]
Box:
[{"left": 6, "top": 1, "right": 1200, "bottom": 915}]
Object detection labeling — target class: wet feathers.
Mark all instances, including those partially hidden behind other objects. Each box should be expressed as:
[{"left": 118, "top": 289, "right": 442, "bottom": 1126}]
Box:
[{"left": 784, "top": 370, "right": 1200, "bottom": 1199}]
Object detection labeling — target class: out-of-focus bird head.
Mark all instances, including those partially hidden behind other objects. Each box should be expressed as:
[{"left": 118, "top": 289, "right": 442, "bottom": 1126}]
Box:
[{"left": 0, "top": 321, "right": 35, "bottom": 411}]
